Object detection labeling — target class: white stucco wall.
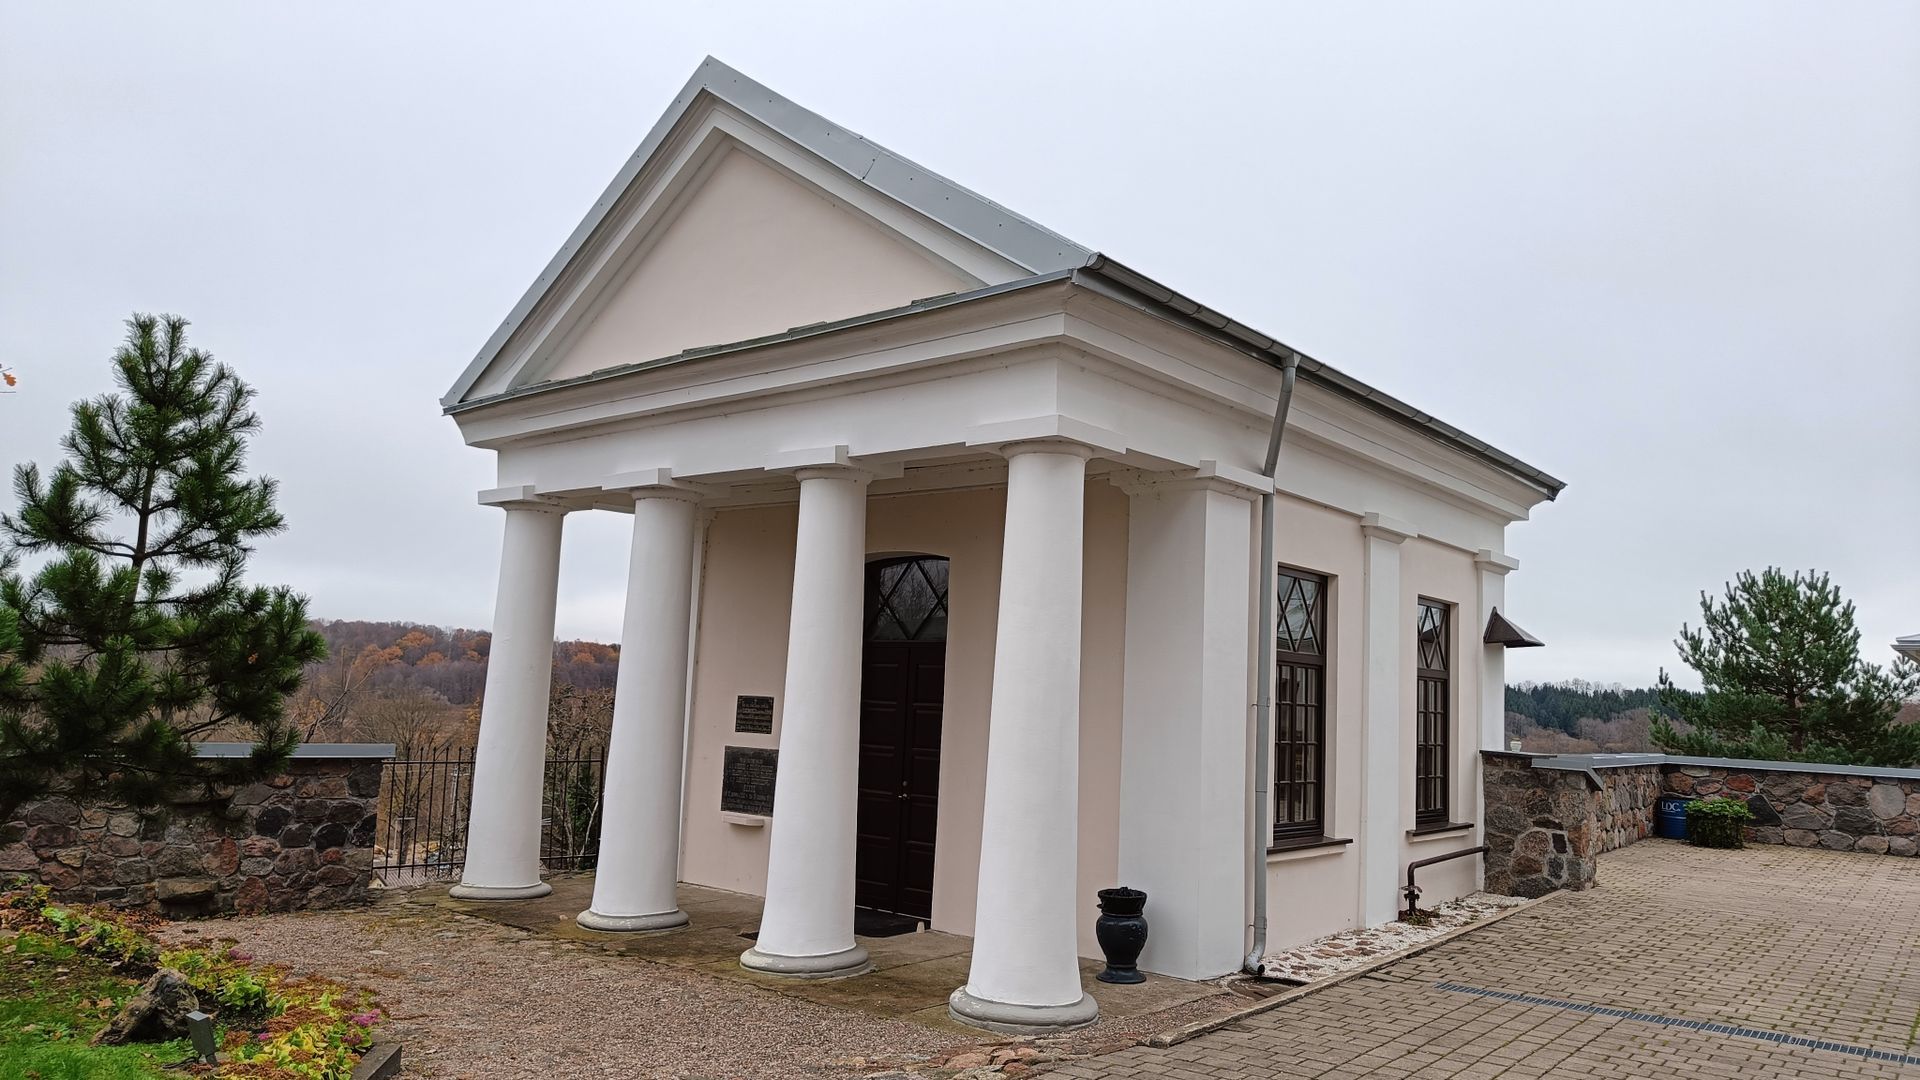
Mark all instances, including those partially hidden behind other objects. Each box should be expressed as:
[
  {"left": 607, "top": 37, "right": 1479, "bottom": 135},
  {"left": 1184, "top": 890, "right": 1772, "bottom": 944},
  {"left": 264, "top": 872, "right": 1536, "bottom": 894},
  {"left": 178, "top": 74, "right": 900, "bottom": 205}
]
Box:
[
  {"left": 1262, "top": 495, "right": 1368, "bottom": 948},
  {"left": 1395, "top": 536, "right": 1485, "bottom": 904},
  {"left": 1259, "top": 497, "right": 1494, "bottom": 952},
  {"left": 680, "top": 481, "right": 1127, "bottom": 960}
]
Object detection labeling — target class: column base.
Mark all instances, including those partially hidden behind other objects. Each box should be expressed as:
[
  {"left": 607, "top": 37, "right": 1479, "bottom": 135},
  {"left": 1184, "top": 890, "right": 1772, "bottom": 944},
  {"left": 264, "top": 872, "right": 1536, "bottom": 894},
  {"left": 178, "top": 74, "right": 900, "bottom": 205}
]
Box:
[
  {"left": 947, "top": 986, "right": 1099, "bottom": 1035},
  {"left": 739, "top": 943, "right": 872, "bottom": 979},
  {"left": 575, "top": 908, "right": 690, "bottom": 934},
  {"left": 448, "top": 881, "right": 552, "bottom": 901}
]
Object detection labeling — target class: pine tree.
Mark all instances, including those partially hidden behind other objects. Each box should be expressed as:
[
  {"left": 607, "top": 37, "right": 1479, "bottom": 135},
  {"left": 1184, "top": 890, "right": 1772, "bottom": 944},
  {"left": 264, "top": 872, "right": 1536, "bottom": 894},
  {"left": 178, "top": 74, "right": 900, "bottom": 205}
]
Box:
[
  {"left": 0, "top": 315, "right": 326, "bottom": 819},
  {"left": 1652, "top": 568, "right": 1920, "bottom": 766}
]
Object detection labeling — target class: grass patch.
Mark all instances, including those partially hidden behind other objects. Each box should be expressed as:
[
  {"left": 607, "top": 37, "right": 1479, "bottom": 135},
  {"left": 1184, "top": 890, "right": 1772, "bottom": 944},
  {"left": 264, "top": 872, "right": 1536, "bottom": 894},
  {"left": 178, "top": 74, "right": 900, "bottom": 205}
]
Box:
[
  {"left": 2, "top": 881, "right": 383, "bottom": 1079},
  {"left": 0, "top": 931, "right": 187, "bottom": 1079}
]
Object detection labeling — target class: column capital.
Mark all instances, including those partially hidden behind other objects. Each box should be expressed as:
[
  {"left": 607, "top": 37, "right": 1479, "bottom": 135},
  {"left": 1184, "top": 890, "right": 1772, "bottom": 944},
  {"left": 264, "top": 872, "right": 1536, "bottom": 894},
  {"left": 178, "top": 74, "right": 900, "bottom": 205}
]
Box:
[
  {"left": 478, "top": 485, "right": 570, "bottom": 514},
  {"left": 766, "top": 445, "right": 896, "bottom": 481},
  {"left": 1475, "top": 549, "right": 1520, "bottom": 575},
  {"left": 600, "top": 468, "right": 715, "bottom": 503},
  {"left": 1112, "top": 459, "right": 1273, "bottom": 501},
  {"left": 1360, "top": 512, "right": 1416, "bottom": 544},
  {"left": 965, "top": 415, "right": 1126, "bottom": 460}
]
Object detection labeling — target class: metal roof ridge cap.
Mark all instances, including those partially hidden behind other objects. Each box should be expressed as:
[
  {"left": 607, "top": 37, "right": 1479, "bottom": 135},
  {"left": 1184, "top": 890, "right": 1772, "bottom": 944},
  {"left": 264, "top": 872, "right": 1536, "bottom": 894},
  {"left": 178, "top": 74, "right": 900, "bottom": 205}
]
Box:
[{"left": 192, "top": 742, "right": 396, "bottom": 760}]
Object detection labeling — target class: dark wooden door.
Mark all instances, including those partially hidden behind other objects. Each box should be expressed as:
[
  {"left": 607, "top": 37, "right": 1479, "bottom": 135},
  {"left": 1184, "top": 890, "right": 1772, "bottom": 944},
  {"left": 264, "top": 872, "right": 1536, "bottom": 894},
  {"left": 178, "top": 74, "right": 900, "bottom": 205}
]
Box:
[{"left": 855, "top": 557, "right": 948, "bottom": 920}]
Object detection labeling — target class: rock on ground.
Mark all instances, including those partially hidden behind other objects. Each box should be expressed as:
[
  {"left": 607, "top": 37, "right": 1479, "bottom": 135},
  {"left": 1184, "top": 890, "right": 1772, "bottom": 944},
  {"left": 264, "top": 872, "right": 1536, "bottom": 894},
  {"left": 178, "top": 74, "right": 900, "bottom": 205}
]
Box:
[{"left": 93, "top": 967, "right": 200, "bottom": 1045}]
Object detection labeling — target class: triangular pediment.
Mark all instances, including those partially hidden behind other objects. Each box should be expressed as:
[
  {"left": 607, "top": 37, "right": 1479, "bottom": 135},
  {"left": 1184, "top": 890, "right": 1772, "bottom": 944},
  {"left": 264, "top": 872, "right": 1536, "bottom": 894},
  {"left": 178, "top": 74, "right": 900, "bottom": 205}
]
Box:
[
  {"left": 445, "top": 58, "right": 1091, "bottom": 407},
  {"left": 546, "top": 147, "right": 976, "bottom": 384}
]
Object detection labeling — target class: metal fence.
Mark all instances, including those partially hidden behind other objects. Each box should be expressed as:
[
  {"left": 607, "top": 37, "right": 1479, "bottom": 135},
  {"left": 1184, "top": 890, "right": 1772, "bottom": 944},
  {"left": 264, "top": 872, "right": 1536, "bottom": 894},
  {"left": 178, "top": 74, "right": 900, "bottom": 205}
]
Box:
[{"left": 373, "top": 748, "right": 609, "bottom": 887}]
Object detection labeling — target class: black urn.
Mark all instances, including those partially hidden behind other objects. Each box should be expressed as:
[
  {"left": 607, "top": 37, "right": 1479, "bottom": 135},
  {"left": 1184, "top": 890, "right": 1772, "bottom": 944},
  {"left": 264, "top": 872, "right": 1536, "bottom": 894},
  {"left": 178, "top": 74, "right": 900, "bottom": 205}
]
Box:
[{"left": 1094, "top": 886, "right": 1149, "bottom": 984}]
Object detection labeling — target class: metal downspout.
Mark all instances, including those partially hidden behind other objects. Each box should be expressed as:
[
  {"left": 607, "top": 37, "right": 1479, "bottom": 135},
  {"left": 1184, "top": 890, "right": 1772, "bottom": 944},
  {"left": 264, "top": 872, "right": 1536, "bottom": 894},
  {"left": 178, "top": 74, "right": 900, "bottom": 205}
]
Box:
[{"left": 1245, "top": 353, "right": 1298, "bottom": 975}]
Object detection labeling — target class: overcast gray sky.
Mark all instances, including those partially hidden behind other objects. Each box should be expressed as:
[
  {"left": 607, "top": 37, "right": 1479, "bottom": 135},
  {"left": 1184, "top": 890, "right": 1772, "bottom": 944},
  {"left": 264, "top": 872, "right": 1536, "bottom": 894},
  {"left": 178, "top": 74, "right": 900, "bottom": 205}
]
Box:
[{"left": 3, "top": 2, "right": 1915, "bottom": 689}]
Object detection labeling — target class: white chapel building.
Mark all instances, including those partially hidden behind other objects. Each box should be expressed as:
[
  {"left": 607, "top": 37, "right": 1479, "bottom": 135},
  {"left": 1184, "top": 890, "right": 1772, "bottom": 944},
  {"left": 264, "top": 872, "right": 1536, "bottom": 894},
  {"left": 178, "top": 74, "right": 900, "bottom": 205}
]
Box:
[{"left": 443, "top": 58, "right": 1562, "bottom": 1034}]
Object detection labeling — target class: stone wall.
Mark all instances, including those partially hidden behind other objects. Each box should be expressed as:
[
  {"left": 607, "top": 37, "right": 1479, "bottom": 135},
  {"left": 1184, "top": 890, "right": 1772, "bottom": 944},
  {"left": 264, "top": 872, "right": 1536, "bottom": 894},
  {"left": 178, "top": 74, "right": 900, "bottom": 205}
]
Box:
[
  {"left": 1483, "top": 753, "right": 1596, "bottom": 897},
  {"left": 1666, "top": 763, "right": 1919, "bottom": 857},
  {"left": 1594, "top": 764, "right": 1662, "bottom": 852},
  {"left": 0, "top": 749, "right": 388, "bottom": 915},
  {"left": 1483, "top": 753, "right": 1663, "bottom": 897}
]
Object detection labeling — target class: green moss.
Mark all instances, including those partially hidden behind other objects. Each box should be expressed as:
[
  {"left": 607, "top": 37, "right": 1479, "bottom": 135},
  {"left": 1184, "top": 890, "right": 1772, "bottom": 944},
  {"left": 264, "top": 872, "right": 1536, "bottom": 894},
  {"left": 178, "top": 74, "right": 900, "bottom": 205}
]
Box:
[{"left": 0, "top": 931, "right": 187, "bottom": 1080}]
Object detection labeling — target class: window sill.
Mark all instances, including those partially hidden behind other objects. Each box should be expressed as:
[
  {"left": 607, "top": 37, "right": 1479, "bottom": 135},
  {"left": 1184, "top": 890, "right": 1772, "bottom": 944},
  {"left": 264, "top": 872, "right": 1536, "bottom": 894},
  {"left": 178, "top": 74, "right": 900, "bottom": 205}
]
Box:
[
  {"left": 1406, "top": 821, "right": 1474, "bottom": 842},
  {"left": 1266, "top": 835, "right": 1353, "bottom": 863}
]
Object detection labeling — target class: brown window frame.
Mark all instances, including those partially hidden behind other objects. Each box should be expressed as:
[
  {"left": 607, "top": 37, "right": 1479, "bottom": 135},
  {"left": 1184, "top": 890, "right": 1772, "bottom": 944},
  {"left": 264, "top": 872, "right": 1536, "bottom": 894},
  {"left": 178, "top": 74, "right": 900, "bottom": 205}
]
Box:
[
  {"left": 1273, "top": 567, "right": 1329, "bottom": 844},
  {"left": 1414, "top": 598, "right": 1452, "bottom": 826}
]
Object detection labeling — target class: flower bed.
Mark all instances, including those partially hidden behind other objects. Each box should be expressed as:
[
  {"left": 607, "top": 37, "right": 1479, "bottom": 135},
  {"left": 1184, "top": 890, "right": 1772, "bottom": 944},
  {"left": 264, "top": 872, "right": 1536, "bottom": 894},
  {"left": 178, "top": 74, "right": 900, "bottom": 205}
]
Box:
[{"left": 1, "top": 880, "right": 384, "bottom": 1078}]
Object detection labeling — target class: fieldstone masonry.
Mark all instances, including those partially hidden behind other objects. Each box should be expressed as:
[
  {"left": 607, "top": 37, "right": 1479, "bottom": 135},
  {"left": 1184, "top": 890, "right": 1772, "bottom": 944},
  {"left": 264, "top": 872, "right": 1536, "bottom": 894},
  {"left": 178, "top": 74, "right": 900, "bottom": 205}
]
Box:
[
  {"left": 1667, "top": 764, "right": 1920, "bottom": 857},
  {"left": 1484, "top": 751, "right": 1919, "bottom": 899},
  {"left": 1483, "top": 753, "right": 1663, "bottom": 896},
  {"left": 0, "top": 751, "right": 387, "bottom": 915},
  {"left": 1483, "top": 755, "right": 1593, "bottom": 897}
]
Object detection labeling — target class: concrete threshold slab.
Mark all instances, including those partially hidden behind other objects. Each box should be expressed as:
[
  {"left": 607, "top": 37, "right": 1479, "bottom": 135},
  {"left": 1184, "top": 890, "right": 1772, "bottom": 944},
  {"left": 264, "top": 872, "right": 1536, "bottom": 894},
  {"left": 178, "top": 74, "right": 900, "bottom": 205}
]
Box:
[{"left": 437, "top": 872, "right": 1222, "bottom": 1034}]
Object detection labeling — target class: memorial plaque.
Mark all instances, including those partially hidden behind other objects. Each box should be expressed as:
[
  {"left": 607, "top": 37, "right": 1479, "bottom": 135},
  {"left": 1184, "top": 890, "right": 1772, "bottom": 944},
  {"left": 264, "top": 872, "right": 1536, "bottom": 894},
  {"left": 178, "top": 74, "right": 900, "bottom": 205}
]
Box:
[
  {"left": 734, "top": 694, "right": 775, "bottom": 734},
  {"left": 720, "top": 746, "right": 778, "bottom": 816}
]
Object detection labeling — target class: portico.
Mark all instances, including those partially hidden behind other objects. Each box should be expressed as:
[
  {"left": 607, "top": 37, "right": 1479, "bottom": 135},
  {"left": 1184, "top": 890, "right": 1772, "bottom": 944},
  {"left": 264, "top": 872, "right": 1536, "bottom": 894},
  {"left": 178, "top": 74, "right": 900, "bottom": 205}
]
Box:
[
  {"left": 449, "top": 415, "right": 1219, "bottom": 1032},
  {"left": 441, "top": 58, "right": 1561, "bottom": 1035}
]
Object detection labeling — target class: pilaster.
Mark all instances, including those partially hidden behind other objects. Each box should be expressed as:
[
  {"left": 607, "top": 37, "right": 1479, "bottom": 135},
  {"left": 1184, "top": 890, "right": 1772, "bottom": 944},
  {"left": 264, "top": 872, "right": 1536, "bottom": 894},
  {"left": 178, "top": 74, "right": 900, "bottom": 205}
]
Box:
[{"left": 1358, "top": 512, "right": 1413, "bottom": 926}]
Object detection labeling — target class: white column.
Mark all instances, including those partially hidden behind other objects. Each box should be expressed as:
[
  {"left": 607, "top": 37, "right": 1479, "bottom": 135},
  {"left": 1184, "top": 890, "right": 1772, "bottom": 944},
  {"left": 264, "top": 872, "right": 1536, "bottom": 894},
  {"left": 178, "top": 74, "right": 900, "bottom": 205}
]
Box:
[
  {"left": 452, "top": 494, "right": 567, "bottom": 900},
  {"left": 1357, "top": 512, "right": 1413, "bottom": 927},
  {"left": 1474, "top": 550, "right": 1519, "bottom": 754},
  {"left": 950, "top": 442, "right": 1101, "bottom": 1034},
  {"left": 578, "top": 488, "right": 701, "bottom": 932},
  {"left": 1116, "top": 474, "right": 1256, "bottom": 980},
  {"left": 1473, "top": 549, "right": 1518, "bottom": 890},
  {"left": 741, "top": 466, "right": 872, "bottom": 977}
]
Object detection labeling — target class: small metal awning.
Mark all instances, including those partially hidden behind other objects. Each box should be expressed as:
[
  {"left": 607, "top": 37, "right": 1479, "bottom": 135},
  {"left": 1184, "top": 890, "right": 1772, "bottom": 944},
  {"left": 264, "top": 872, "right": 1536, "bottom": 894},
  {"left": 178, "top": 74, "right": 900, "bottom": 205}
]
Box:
[{"left": 1483, "top": 607, "right": 1545, "bottom": 648}]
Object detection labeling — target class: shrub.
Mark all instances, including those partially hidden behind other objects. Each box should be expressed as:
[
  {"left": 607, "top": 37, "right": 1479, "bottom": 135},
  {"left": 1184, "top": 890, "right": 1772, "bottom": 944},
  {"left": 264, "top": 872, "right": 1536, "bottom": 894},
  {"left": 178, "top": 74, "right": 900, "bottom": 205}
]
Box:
[
  {"left": 41, "top": 905, "right": 160, "bottom": 969},
  {"left": 1686, "top": 796, "right": 1753, "bottom": 849}
]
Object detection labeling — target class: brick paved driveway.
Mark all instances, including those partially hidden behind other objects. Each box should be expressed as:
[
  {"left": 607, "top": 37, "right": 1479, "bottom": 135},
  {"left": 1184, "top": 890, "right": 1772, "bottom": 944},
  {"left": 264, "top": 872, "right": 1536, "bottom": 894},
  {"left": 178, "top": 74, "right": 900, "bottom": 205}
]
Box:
[{"left": 1054, "top": 842, "right": 1920, "bottom": 1078}]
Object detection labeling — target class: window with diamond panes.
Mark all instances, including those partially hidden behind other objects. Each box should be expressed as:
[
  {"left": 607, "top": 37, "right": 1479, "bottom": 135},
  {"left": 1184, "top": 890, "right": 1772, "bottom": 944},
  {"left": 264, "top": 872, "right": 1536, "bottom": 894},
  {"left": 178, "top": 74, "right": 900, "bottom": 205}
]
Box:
[
  {"left": 864, "top": 557, "right": 950, "bottom": 642},
  {"left": 1415, "top": 599, "right": 1451, "bottom": 824},
  {"left": 1274, "top": 569, "right": 1328, "bottom": 842}
]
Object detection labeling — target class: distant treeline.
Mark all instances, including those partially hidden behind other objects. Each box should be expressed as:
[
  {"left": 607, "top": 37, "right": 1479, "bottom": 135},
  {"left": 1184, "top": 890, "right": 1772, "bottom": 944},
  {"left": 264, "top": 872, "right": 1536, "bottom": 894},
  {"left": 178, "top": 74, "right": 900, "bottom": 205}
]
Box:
[
  {"left": 1505, "top": 680, "right": 1667, "bottom": 736},
  {"left": 307, "top": 619, "right": 619, "bottom": 707}
]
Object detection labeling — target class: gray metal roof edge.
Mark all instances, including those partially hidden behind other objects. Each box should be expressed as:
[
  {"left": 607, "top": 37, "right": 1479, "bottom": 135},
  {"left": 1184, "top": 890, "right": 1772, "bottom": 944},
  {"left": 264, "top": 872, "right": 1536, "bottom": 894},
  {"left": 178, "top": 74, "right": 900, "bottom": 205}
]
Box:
[
  {"left": 1075, "top": 255, "right": 1566, "bottom": 501},
  {"left": 1531, "top": 751, "right": 1920, "bottom": 783},
  {"left": 444, "top": 271, "right": 1076, "bottom": 416},
  {"left": 193, "top": 742, "right": 395, "bottom": 760},
  {"left": 442, "top": 56, "right": 1091, "bottom": 409}
]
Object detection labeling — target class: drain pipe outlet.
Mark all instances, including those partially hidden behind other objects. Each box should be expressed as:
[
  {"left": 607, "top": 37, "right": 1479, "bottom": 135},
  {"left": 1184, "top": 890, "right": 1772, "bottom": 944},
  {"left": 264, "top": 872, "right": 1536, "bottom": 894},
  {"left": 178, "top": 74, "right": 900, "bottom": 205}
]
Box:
[{"left": 1244, "top": 353, "right": 1299, "bottom": 976}]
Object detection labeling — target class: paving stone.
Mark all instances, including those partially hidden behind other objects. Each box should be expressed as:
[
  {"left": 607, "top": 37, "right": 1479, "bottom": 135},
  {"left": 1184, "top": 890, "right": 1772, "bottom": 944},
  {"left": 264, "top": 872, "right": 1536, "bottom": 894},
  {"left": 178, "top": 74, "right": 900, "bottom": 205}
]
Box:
[{"left": 1062, "top": 843, "right": 1920, "bottom": 1079}]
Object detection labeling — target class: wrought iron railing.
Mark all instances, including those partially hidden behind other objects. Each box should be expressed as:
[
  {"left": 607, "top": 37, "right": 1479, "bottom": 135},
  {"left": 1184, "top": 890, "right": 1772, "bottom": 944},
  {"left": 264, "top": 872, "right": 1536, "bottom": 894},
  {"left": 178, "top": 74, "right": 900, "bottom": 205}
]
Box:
[{"left": 373, "top": 748, "right": 609, "bottom": 886}]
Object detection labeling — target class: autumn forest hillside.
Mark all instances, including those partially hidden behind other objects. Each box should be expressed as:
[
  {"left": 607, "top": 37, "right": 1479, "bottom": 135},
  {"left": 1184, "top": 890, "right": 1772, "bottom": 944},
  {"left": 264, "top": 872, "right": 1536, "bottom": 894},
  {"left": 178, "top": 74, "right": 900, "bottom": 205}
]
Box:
[{"left": 290, "top": 619, "right": 620, "bottom": 758}]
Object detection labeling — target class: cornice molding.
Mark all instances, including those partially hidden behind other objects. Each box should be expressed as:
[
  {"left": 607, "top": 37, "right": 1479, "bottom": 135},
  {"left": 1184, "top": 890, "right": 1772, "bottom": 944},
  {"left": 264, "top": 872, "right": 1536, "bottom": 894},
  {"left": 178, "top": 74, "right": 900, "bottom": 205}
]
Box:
[
  {"left": 1474, "top": 549, "right": 1521, "bottom": 576},
  {"left": 1112, "top": 459, "right": 1273, "bottom": 501},
  {"left": 964, "top": 415, "right": 1127, "bottom": 460}
]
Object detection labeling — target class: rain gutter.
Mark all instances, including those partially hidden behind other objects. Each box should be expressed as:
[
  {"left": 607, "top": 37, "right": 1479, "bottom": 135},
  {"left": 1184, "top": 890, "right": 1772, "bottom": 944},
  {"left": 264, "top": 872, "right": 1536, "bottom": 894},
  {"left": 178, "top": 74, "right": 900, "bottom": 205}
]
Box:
[{"left": 1243, "top": 350, "right": 1297, "bottom": 975}]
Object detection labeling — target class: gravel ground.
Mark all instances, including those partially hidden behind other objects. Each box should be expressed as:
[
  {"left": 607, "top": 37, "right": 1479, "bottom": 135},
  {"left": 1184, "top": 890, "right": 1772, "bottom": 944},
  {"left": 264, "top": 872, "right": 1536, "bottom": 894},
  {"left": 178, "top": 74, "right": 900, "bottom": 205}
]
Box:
[
  {"left": 1255, "top": 891, "right": 1529, "bottom": 983},
  {"left": 155, "top": 896, "right": 1235, "bottom": 1079}
]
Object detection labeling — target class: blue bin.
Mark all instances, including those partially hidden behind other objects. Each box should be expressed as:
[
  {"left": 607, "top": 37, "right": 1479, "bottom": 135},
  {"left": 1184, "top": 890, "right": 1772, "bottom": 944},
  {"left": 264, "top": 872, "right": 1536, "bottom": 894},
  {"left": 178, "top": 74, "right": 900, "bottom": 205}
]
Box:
[{"left": 1655, "top": 795, "right": 1691, "bottom": 840}]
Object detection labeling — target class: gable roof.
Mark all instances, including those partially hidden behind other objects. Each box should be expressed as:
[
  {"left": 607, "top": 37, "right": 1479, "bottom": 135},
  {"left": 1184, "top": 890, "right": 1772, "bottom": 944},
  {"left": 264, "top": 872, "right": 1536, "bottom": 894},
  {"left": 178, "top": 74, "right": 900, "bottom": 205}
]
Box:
[
  {"left": 446, "top": 57, "right": 1564, "bottom": 501},
  {"left": 441, "top": 56, "right": 1089, "bottom": 409}
]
